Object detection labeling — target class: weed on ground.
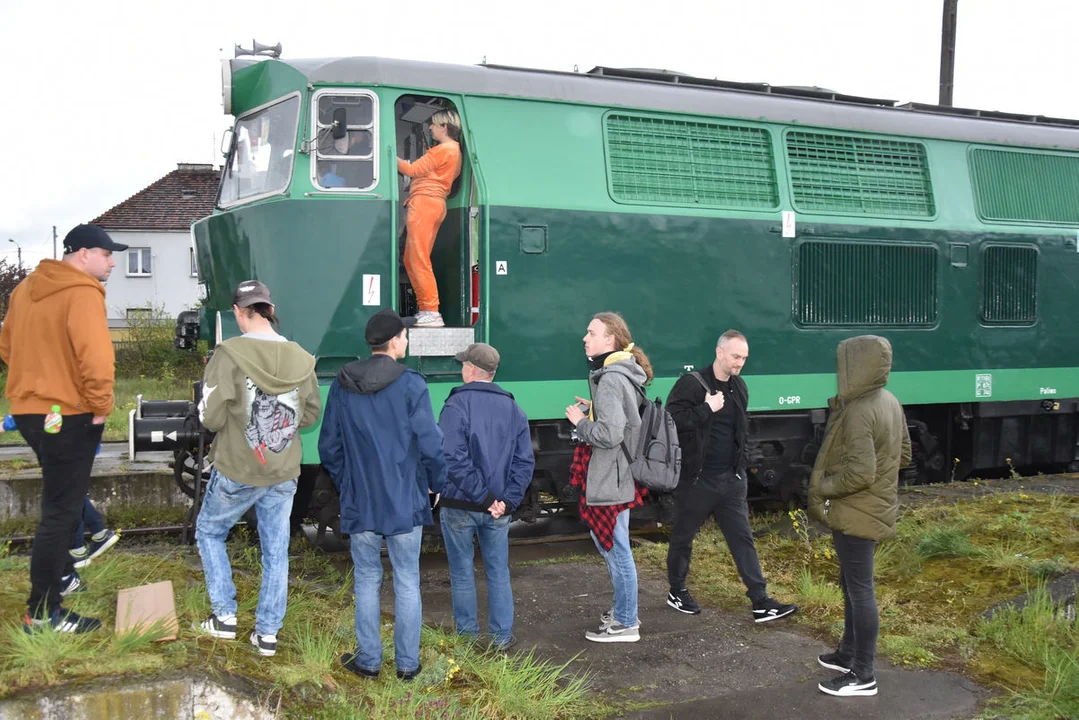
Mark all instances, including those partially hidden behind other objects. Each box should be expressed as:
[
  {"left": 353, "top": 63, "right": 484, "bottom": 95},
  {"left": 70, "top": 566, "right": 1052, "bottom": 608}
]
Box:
[
  {"left": 633, "top": 485, "right": 1079, "bottom": 718},
  {"left": 0, "top": 540, "right": 605, "bottom": 719}
]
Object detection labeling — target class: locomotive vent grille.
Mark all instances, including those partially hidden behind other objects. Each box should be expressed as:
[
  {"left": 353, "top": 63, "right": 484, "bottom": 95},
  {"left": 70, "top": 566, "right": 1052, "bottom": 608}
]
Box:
[
  {"left": 970, "top": 148, "right": 1079, "bottom": 226},
  {"left": 796, "top": 241, "right": 938, "bottom": 327},
  {"left": 786, "top": 132, "right": 935, "bottom": 218},
  {"left": 980, "top": 245, "right": 1038, "bottom": 324},
  {"left": 604, "top": 114, "right": 779, "bottom": 210}
]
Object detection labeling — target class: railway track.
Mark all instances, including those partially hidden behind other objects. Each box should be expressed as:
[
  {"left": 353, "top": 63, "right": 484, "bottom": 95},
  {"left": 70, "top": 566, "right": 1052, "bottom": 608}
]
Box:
[{"left": 3, "top": 522, "right": 667, "bottom": 550}]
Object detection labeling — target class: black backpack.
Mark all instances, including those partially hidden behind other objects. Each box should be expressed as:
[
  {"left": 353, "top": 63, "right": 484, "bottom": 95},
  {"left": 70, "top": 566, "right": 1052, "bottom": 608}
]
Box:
[{"left": 620, "top": 385, "right": 682, "bottom": 492}]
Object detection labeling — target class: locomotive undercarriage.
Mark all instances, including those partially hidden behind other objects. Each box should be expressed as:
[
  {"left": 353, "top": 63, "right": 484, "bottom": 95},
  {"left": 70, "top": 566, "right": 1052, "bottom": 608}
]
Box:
[{"left": 162, "top": 397, "right": 1079, "bottom": 545}]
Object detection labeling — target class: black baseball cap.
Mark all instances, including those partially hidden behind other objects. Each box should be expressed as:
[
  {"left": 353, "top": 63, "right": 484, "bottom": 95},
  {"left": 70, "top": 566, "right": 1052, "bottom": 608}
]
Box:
[
  {"left": 366, "top": 308, "right": 417, "bottom": 346},
  {"left": 62, "top": 224, "right": 129, "bottom": 254},
  {"left": 232, "top": 280, "right": 273, "bottom": 308}
]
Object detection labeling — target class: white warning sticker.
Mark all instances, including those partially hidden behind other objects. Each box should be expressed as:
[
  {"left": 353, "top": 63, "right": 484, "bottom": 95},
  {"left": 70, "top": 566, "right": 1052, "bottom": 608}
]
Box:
[
  {"left": 496, "top": 261, "right": 508, "bottom": 275},
  {"left": 782, "top": 211, "right": 796, "bottom": 238},
  {"left": 151, "top": 431, "right": 163, "bottom": 444},
  {"left": 362, "top": 274, "right": 380, "bottom": 306}
]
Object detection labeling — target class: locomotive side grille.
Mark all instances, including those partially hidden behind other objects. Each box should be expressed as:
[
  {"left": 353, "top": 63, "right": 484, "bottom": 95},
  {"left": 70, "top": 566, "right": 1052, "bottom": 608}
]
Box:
[
  {"left": 796, "top": 241, "right": 938, "bottom": 326},
  {"left": 605, "top": 114, "right": 779, "bottom": 210},
  {"left": 786, "top": 132, "right": 935, "bottom": 218},
  {"left": 981, "top": 245, "right": 1038, "bottom": 324},
  {"left": 970, "top": 148, "right": 1079, "bottom": 225}
]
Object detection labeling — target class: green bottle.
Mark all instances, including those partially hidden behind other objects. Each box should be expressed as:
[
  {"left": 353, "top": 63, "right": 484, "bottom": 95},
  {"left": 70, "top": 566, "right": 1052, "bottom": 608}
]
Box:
[{"left": 44, "top": 405, "right": 63, "bottom": 434}]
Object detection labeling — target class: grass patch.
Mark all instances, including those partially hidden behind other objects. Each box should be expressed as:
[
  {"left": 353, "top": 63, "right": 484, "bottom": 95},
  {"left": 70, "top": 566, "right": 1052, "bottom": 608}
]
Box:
[
  {"left": 977, "top": 583, "right": 1079, "bottom": 719},
  {"left": 0, "top": 376, "right": 198, "bottom": 445},
  {"left": 0, "top": 542, "right": 603, "bottom": 719},
  {"left": 632, "top": 486, "right": 1079, "bottom": 719},
  {"left": 914, "top": 527, "right": 979, "bottom": 559}
]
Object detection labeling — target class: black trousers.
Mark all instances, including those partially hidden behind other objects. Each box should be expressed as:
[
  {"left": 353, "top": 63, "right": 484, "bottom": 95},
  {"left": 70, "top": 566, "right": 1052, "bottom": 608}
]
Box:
[
  {"left": 15, "top": 413, "right": 103, "bottom": 615},
  {"left": 832, "top": 530, "right": 879, "bottom": 679},
  {"left": 666, "top": 470, "right": 767, "bottom": 601}
]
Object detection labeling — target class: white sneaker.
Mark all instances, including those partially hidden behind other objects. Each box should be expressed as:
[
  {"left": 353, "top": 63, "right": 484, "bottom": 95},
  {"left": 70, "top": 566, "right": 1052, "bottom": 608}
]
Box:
[
  {"left": 585, "top": 621, "right": 640, "bottom": 643},
  {"left": 414, "top": 311, "right": 445, "bottom": 328}
]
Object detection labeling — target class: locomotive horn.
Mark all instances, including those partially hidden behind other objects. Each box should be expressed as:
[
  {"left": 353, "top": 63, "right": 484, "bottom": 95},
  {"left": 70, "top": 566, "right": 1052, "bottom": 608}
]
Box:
[
  {"left": 234, "top": 43, "right": 253, "bottom": 58},
  {"left": 252, "top": 40, "right": 283, "bottom": 58}
]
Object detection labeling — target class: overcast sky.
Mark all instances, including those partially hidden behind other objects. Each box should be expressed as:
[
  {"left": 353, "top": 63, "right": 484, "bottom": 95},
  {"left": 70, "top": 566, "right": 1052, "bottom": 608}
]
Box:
[{"left": 1, "top": 0, "right": 1075, "bottom": 267}]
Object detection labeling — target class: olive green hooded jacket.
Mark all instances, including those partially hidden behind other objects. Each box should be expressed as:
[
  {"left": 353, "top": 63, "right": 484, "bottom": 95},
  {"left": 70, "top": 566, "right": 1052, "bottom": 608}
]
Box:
[{"left": 808, "top": 336, "right": 912, "bottom": 541}]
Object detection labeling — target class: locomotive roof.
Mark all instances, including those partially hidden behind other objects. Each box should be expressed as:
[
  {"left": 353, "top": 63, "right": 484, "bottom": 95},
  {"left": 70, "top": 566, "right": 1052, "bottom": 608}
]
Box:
[{"left": 235, "top": 56, "right": 1079, "bottom": 151}]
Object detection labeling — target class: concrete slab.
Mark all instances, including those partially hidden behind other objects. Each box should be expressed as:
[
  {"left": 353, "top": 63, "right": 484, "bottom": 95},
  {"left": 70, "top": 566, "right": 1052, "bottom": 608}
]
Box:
[
  {"left": 403, "top": 541, "right": 987, "bottom": 720},
  {"left": 0, "top": 443, "right": 179, "bottom": 522}
]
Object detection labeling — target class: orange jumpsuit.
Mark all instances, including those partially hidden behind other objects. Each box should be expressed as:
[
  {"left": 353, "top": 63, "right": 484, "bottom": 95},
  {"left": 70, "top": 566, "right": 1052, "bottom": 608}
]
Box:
[{"left": 397, "top": 141, "right": 462, "bottom": 313}]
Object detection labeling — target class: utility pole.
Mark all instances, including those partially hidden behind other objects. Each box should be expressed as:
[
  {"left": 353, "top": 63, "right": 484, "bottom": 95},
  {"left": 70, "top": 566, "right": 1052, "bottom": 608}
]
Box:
[
  {"left": 939, "top": 0, "right": 959, "bottom": 106},
  {"left": 52, "top": 225, "right": 57, "bottom": 259}
]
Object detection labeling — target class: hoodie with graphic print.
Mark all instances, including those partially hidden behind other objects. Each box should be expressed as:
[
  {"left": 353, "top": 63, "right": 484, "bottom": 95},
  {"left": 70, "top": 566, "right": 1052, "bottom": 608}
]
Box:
[{"left": 199, "top": 336, "right": 321, "bottom": 487}]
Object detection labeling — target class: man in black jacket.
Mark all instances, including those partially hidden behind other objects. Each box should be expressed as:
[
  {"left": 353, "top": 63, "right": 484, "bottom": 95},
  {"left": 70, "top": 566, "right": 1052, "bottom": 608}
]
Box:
[{"left": 664, "top": 330, "right": 797, "bottom": 623}]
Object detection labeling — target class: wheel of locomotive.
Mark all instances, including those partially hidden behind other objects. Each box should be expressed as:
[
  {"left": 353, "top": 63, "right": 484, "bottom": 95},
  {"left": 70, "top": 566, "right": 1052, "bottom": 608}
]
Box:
[
  {"left": 173, "top": 449, "right": 211, "bottom": 499},
  {"left": 779, "top": 465, "right": 811, "bottom": 507}
]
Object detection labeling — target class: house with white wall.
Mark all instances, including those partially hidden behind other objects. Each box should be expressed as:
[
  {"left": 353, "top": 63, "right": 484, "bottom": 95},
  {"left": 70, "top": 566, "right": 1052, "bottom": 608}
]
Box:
[{"left": 91, "top": 163, "right": 219, "bottom": 337}]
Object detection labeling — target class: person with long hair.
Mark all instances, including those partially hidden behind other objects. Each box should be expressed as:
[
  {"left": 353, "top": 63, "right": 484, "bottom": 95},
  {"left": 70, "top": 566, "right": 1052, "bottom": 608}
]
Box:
[
  {"left": 397, "top": 108, "right": 463, "bottom": 329},
  {"left": 564, "top": 312, "right": 652, "bottom": 643},
  {"left": 195, "top": 280, "right": 322, "bottom": 658}
]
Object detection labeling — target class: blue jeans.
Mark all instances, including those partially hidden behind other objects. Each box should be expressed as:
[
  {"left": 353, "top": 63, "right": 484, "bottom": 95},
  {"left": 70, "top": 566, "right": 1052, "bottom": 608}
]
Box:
[
  {"left": 440, "top": 507, "right": 514, "bottom": 645},
  {"left": 590, "top": 509, "right": 638, "bottom": 627},
  {"left": 72, "top": 496, "right": 106, "bottom": 550},
  {"left": 195, "top": 468, "right": 297, "bottom": 636},
  {"left": 350, "top": 526, "right": 423, "bottom": 674}
]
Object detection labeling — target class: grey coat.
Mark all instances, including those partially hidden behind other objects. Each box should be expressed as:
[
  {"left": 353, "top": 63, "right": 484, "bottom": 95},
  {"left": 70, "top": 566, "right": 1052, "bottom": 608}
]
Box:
[{"left": 575, "top": 358, "right": 647, "bottom": 506}]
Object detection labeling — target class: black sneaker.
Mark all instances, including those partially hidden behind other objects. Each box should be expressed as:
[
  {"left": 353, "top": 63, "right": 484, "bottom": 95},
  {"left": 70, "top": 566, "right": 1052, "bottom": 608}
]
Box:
[
  {"left": 752, "top": 597, "right": 798, "bottom": 623},
  {"left": 197, "top": 613, "right": 237, "bottom": 639},
  {"left": 23, "top": 607, "right": 102, "bottom": 634},
  {"left": 70, "top": 546, "right": 91, "bottom": 569},
  {"left": 397, "top": 663, "right": 422, "bottom": 681},
  {"left": 342, "top": 651, "right": 379, "bottom": 679},
  {"left": 86, "top": 529, "right": 120, "bottom": 561},
  {"left": 488, "top": 635, "right": 518, "bottom": 653},
  {"left": 59, "top": 573, "right": 86, "bottom": 597},
  {"left": 818, "top": 671, "right": 878, "bottom": 697},
  {"left": 667, "top": 588, "right": 702, "bottom": 615},
  {"left": 818, "top": 651, "right": 852, "bottom": 673},
  {"left": 250, "top": 631, "right": 277, "bottom": 657}
]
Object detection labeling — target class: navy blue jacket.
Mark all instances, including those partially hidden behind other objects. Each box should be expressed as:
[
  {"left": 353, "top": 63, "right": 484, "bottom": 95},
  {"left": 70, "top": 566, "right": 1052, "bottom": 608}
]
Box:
[
  {"left": 318, "top": 354, "right": 447, "bottom": 536},
  {"left": 437, "top": 381, "right": 534, "bottom": 513}
]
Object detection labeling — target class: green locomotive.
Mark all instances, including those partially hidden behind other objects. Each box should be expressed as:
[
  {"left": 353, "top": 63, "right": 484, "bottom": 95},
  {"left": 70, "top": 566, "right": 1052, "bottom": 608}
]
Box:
[{"left": 184, "top": 51, "right": 1079, "bottom": 520}]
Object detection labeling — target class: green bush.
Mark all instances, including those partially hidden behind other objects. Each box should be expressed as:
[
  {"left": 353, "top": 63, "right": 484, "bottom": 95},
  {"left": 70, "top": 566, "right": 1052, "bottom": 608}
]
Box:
[{"left": 114, "top": 307, "right": 204, "bottom": 382}]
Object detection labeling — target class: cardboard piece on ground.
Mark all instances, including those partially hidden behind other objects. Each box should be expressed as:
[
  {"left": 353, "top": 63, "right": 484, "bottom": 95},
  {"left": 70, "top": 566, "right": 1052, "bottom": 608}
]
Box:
[{"left": 115, "top": 580, "right": 178, "bottom": 641}]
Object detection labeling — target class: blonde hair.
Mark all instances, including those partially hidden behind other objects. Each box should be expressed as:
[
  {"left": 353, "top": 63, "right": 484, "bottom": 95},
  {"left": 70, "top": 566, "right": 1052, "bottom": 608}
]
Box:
[
  {"left": 592, "top": 312, "right": 653, "bottom": 384},
  {"left": 430, "top": 109, "right": 462, "bottom": 141}
]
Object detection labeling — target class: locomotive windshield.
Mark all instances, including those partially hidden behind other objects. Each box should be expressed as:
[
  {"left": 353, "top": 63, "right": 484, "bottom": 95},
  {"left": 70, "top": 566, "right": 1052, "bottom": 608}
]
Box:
[{"left": 218, "top": 93, "right": 301, "bottom": 207}]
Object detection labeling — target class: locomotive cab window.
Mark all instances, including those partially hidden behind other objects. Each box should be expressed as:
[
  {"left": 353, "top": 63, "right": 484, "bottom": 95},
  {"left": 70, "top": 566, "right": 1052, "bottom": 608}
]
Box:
[
  {"left": 218, "top": 93, "right": 301, "bottom": 208},
  {"left": 312, "top": 91, "right": 377, "bottom": 191}
]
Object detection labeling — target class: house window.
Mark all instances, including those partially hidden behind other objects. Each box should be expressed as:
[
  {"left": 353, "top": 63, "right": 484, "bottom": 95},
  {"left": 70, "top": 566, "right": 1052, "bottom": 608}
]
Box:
[
  {"left": 127, "top": 248, "right": 152, "bottom": 276},
  {"left": 190, "top": 248, "right": 198, "bottom": 277}
]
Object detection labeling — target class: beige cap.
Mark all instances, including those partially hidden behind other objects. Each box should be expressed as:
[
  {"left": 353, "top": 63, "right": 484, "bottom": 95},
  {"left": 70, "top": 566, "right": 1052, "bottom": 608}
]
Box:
[{"left": 455, "top": 343, "right": 500, "bottom": 373}]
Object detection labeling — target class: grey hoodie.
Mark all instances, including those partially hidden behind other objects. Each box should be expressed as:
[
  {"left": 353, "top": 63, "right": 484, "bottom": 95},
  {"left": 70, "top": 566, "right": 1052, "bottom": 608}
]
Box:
[
  {"left": 199, "top": 336, "right": 322, "bottom": 487},
  {"left": 575, "top": 357, "right": 647, "bottom": 506}
]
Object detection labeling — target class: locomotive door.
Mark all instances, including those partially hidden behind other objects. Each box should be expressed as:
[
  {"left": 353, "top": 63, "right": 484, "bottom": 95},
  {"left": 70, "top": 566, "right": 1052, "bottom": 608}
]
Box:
[{"left": 393, "top": 94, "right": 484, "bottom": 332}]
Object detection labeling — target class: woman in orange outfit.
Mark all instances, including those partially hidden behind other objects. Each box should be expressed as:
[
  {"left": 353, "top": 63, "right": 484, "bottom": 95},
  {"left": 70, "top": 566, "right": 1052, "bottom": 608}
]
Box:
[{"left": 397, "top": 109, "right": 463, "bottom": 328}]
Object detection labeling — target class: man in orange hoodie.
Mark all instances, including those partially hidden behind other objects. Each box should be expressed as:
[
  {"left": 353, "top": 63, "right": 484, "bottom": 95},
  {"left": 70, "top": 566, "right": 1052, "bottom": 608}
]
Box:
[{"left": 0, "top": 223, "right": 127, "bottom": 633}]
